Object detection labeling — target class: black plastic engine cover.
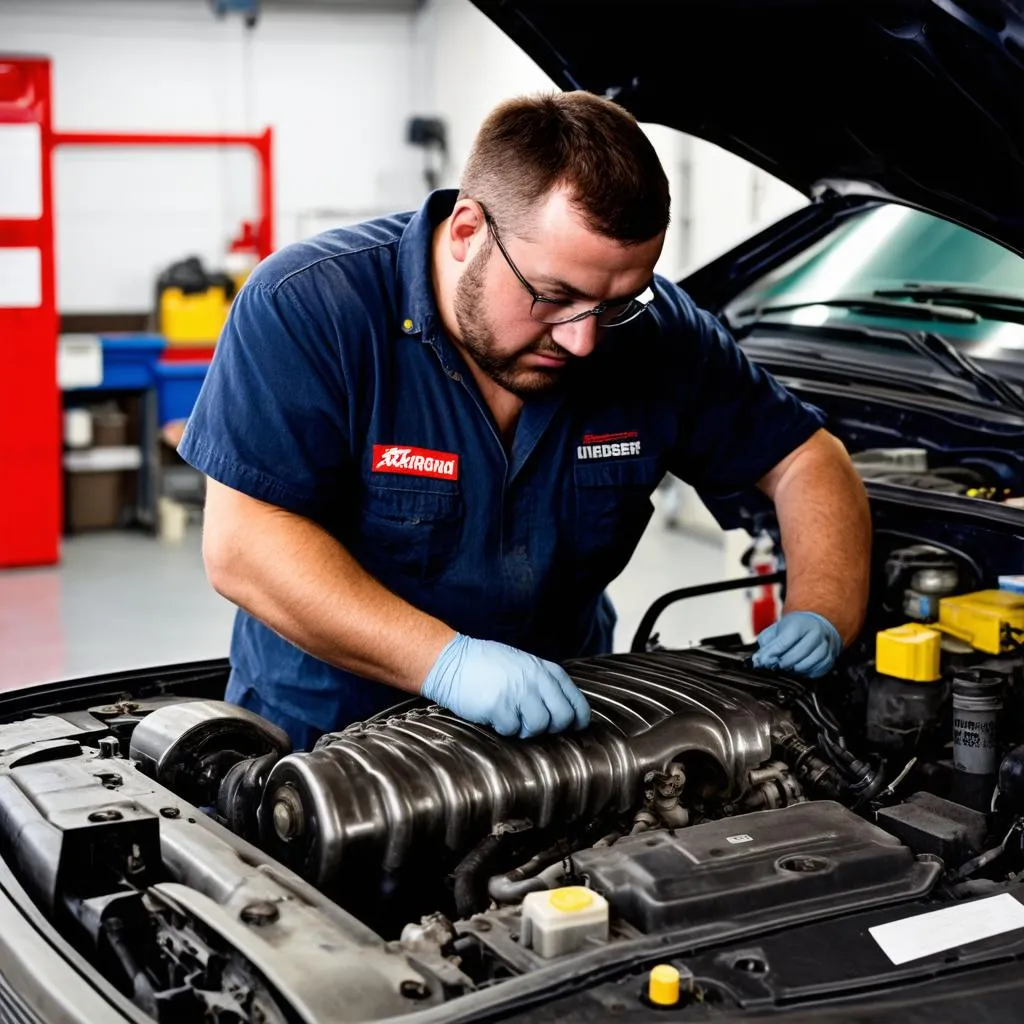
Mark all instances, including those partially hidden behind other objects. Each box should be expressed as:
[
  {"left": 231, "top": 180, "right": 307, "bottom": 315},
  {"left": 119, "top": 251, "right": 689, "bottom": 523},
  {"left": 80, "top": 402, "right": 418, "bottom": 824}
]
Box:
[
  {"left": 875, "top": 791, "right": 988, "bottom": 868},
  {"left": 572, "top": 801, "right": 940, "bottom": 935}
]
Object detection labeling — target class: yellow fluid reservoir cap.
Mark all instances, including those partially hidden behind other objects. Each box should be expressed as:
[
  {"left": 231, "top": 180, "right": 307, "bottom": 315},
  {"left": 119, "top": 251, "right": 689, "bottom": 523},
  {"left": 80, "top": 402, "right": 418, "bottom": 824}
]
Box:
[
  {"left": 876, "top": 623, "right": 942, "bottom": 682},
  {"left": 547, "top": 886, "right": 594, "bottom": 913},
  {"left": 648, "top": 964, "right": 680, "bottom": 1006}
]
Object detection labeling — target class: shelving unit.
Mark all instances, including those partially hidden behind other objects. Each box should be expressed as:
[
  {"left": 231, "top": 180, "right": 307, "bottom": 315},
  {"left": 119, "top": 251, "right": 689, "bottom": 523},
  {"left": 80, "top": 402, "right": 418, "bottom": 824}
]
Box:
[
  {"left": 1, "top": 49, "right": 273, "bottom": 565},
  {"left": 61, "top": 335, "right": 165, "bottom": 533}
]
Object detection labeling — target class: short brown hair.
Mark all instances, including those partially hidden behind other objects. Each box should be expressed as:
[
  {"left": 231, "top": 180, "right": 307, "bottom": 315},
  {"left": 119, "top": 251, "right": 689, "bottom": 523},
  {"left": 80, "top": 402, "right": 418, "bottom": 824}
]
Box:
[{"left": 458, "top": 90, "right": 670, "bottom": 244}]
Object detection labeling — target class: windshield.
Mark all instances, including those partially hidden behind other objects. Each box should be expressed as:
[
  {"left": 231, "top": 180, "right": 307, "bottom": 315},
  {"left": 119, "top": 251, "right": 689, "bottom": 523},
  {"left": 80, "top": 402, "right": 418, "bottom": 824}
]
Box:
[
  {"left": 726, "top": 205, "right": 1024, "bottom": 312},
  {"left": 721, "top": 205, "right": 1024, "bottom": 387}
]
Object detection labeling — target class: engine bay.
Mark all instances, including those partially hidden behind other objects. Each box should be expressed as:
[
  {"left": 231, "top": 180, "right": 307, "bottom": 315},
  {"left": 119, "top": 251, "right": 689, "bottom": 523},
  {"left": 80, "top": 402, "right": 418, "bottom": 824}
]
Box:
[
  {"left": 4, "top": 521, "right": 1024, "bottom": 1020},
  {"left": 851, "top": 445, "right": 1024, "bottom": 505}
]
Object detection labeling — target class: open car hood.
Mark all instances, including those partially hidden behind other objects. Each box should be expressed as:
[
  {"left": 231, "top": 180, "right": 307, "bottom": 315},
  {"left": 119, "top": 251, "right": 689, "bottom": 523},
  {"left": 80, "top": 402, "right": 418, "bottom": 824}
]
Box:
[{"left": 469, "top": 0, "right": 1024, "bottom": 256}]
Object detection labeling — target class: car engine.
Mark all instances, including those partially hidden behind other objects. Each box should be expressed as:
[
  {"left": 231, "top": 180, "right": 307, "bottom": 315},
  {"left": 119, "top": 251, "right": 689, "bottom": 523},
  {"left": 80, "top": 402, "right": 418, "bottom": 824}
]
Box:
[
  {"left": 2, "top": 535, "right": 1024, "bottom": 1018},
  {"left": 850, "top": 446, "right": 1024, "bottom": 505}
]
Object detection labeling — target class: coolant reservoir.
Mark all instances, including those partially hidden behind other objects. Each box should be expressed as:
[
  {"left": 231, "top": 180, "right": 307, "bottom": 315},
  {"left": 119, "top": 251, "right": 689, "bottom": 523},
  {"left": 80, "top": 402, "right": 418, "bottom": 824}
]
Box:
[
  {"left": 876, "top": 623, "right": 942, "bottom": 682},
  {"left": 521, "top": 886, "right": 609, "bottom": 958},
  {"left": 867, "top": 624, "right": 946, "bottom": 752}
]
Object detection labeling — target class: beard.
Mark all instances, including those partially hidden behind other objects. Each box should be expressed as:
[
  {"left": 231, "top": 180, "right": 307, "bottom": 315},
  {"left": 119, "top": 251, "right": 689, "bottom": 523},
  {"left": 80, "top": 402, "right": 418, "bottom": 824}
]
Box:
[{"left": 452, "top": 241, "right": 570, "bottom": 398}]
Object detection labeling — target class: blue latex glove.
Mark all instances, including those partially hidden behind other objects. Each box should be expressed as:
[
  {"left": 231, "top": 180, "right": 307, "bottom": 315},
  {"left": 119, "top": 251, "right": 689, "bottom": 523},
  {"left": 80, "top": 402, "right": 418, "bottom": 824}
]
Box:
[
  {"left": 752, "top": 611, "right": 842, "bottom": 678},
  {"left": 421, "top": 633, "right": 591, "bottom": 738}
]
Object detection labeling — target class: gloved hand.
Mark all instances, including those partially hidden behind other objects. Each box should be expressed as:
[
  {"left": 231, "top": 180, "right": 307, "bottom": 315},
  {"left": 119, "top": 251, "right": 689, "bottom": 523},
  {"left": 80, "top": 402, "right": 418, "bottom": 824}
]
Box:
[
  {"left": 421, "top": 633, "right": 591, "bottom": 738},
  {"left": 752, "top": 611, "right": 842, "bottom": 678}
]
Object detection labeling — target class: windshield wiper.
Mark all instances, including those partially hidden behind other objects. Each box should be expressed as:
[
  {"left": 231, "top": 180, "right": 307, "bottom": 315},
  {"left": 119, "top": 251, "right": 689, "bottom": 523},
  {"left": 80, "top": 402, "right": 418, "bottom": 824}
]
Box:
[
  {"left": 739, "top": 317, "right": 1024, "bottom": 415},
  {"left": 734, "top": 295, "right": 980, "bottom": 325},
  {"left": 904, "top": 330, "right": 1024, "bottom": 414},
  {"left": 875, "top": 281, "right": 1024, "bottom": 313}
]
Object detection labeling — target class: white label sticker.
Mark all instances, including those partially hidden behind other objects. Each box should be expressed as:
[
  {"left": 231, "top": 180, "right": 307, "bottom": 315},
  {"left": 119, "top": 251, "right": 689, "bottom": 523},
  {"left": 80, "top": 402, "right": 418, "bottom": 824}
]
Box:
[
  {"left": 869, "top": 893, "right": 1024, "bottom": 965},
  {"left": 726, "top": 834, "right": 754, "bottom": 845}
]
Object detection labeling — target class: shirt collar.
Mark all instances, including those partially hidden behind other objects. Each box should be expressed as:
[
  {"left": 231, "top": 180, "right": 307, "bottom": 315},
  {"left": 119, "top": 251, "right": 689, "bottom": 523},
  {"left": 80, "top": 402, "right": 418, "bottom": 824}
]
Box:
[{"left": 395, "top": 188, "right": 458, "bottom": 342}]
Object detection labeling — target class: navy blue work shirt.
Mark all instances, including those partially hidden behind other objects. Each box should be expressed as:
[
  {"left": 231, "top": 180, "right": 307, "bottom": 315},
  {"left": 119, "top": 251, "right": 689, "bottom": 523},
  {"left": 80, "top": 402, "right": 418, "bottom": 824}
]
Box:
[{"left": 179, "top": 189, "right": 825, "bottom": 742}]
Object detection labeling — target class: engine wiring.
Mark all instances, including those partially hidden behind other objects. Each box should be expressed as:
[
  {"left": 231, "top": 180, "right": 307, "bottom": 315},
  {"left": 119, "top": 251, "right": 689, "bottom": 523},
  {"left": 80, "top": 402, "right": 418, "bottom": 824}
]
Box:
[
  {"left": 879, "top": 756, "right": 918, "bottom": 798},
  {"left": 950, "top": 820, "right": 1024, "bottom": 882},
  {"left": 665, "top": 645, "right": 889, "bottom": 807}
]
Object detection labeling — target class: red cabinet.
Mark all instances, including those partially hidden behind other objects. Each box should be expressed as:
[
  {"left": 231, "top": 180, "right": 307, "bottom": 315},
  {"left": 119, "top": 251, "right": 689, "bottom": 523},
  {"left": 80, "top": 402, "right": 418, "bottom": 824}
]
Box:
[{"left": 0, "top": 58, "right": 60, "bottom": 567}]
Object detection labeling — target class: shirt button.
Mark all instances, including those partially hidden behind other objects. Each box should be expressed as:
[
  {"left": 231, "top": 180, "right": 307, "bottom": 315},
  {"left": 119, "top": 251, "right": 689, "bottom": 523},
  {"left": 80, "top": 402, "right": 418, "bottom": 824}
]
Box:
[
  {"left": 447, "top": 370, "right": 462, "bottom": 382},
  {"left": 402, "top": 318, "right": 414, "bottom": 332}
]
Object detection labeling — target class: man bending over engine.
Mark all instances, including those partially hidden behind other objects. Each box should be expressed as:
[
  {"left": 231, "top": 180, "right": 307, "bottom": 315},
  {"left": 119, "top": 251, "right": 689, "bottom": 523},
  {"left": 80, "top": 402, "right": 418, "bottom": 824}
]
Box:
[{"left": 179, "top": 91, "right": 871, "bottom": 749}]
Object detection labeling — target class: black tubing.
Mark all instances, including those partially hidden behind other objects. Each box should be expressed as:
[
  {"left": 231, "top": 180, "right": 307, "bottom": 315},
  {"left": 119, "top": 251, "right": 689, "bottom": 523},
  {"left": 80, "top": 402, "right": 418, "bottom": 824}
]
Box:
[
  {"left": 630, "top": 571, "right": 787, "bottom": 652},
  {"left": 452, "top": 833, "right": 506, "bottom": 918}
]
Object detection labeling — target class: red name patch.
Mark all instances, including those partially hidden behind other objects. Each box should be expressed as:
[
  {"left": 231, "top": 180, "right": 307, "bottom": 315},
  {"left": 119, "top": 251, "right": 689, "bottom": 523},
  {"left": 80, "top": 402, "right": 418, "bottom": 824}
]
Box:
[
  {"left": 582, "top": 431, "right": 639, "bottom": 444},
  {"left": 372, "top": 444, "right": 459, "bottom": 480}
]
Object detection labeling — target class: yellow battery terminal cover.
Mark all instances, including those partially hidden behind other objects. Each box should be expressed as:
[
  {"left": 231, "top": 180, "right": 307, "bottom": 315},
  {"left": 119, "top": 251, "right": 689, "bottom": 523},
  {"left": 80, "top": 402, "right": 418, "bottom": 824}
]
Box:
[
  {"left": 875, "top": 623, "right": 942, "bottom": 682},
  {"left": 938, "top": 590, "right": 1024, "bottom": 655}
]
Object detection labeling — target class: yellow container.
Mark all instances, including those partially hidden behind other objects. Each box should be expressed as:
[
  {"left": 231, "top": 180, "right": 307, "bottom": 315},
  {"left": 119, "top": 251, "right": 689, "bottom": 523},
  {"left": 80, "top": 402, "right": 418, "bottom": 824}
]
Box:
[
  {"left": 159, "top": 286, "right": 231, "bottom": 344},
  {"left": 938, "top": 590, "right": 1024, "bottom": 655},
  {"left": 876, "top": 623, "right": 942, "bottom": 682}
]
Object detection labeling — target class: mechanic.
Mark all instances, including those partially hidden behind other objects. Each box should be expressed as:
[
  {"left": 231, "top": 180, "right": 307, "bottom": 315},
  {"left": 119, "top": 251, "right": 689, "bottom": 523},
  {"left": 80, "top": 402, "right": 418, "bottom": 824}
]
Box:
[{"left": 179, "top": 90, "right": 872, "bottom": 751}]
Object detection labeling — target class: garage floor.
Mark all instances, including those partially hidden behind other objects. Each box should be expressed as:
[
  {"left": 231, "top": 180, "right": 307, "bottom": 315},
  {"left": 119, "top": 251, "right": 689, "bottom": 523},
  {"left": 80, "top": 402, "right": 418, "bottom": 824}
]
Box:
[{"left": 0, "top": 493, "right": 753, "bottom": 693}]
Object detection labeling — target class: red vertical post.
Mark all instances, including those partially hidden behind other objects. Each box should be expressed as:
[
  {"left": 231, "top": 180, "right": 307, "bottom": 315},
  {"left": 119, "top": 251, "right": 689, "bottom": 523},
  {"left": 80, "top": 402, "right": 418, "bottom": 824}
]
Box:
[
  {"left": 0, "top": 58, "right": 60, "bottom": 567},
  {"left": 255, "top": 127, "right": 274, "bottom": 259}
]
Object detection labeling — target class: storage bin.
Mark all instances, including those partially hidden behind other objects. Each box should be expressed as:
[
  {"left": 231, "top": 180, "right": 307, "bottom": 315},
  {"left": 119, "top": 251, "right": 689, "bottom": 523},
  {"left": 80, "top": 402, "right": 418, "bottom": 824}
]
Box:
[
  {"left": 91, "top": 407, "right": 128, "bottom": 447},
  {"left": 160, "top": 286, "right": 230, "bottom": 344},
  {"left": 93, "top": 335, "right": 166, "bottom": 390},
  {"left": 153, "top": 361, "right": 209, "bottom": 426},
  {"left": 66, "top": 471, "right": 123, "bottom": 531},
  {"left": 154, "top": 255, "right": 235, "bottom": 344}
]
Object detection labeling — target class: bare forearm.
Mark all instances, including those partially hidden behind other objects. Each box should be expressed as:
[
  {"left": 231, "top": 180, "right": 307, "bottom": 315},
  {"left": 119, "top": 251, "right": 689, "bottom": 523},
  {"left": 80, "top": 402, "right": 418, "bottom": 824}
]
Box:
[
  {"left": 764, "top": 432, "right": 871, "bottom": 643},
  {"left": 201, "top": 479, "right": 455, "bottom": 691}
]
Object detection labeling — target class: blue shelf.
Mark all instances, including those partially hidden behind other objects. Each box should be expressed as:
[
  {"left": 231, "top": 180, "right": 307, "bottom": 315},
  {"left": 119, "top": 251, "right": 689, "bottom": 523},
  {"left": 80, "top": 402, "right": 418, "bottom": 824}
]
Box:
[{"left": 67, "top": 334, "right": 167, "bottom": 392}]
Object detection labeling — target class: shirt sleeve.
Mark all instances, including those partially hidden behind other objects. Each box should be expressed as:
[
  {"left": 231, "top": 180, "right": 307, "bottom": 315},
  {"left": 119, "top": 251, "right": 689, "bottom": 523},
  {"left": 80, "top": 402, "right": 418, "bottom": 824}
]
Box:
[
  {"left": 177, "top": 275, "right": 352, "bottom": 519},
  {"left": 659, "top": 284, "right": 827, "bottom": 495}
]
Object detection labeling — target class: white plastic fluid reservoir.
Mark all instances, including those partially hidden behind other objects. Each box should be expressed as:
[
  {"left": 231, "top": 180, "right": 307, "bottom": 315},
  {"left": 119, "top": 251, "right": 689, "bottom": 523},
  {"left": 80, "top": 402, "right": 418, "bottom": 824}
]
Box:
[{"left": 520, "top": 886, "right": 609, "bottom": 958}]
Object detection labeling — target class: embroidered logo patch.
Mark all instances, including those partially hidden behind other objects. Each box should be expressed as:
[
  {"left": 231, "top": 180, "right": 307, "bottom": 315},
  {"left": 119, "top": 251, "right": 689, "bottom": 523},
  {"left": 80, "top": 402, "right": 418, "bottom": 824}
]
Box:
[
  {"left": 577, "top": 430, "right": 641, "bottom": 460},
  {"left": 372, "top": 444, "right": 459, "bottom": 480}
]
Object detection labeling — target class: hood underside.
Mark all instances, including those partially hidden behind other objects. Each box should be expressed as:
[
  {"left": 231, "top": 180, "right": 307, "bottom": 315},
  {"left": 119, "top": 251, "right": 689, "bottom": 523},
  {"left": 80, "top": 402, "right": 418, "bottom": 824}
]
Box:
[{"left": 470, "top": 0, "right": 1024, "bottom": 255}]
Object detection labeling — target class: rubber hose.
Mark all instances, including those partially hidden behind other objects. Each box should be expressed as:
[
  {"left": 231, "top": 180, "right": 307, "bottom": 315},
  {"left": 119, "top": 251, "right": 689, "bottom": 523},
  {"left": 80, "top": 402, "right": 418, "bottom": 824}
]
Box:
[{"left": 452, "top": 833, "right": 506, "bottom": 918}]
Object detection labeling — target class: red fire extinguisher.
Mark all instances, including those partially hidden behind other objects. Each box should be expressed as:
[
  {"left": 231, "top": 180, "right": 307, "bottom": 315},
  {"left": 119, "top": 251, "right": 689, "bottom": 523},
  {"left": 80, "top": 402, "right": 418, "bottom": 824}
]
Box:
[{"left": 748, "top": 533, "right": 780, "bottom": 637}]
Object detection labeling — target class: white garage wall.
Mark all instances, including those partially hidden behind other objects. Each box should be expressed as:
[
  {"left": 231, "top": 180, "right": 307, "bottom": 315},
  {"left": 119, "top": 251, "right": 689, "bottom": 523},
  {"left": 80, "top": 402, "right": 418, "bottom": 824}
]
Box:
[
  {"left": 687, "top": 137, "right": 807, "bottom": 271},
  {"left": 0, "top": 0, "right": 425, "bottom": 312}
]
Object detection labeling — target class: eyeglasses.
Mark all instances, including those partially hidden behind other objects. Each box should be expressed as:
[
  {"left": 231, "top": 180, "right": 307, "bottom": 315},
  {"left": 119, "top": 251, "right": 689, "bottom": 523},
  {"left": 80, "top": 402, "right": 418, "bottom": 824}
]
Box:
[{"left": 479, "top": 205, "right": 654, "bottom": 328}]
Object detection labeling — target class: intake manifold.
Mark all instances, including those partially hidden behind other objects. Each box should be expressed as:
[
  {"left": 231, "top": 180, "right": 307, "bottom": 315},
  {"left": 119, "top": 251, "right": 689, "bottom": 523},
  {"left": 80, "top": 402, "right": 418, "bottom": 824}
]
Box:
[{"left": 256, "top": 651, "right": 780, "bottom": 888}]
